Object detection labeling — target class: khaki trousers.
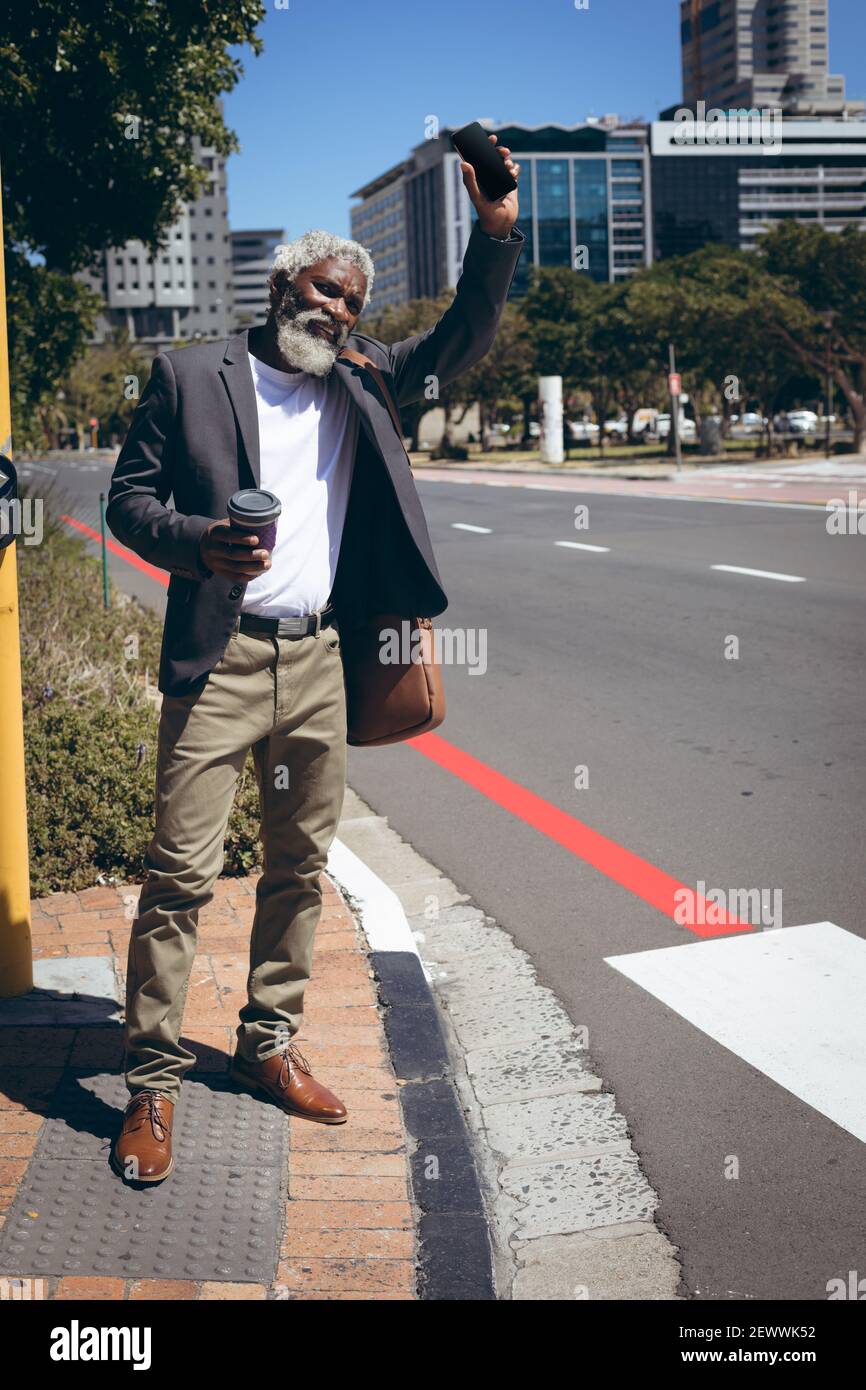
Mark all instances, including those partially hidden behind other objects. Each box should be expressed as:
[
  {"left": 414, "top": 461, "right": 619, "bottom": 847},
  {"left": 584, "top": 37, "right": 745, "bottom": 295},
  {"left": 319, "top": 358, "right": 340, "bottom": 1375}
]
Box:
[{"left": 123, "top": 613, "right": 347, "bottom": 1101}]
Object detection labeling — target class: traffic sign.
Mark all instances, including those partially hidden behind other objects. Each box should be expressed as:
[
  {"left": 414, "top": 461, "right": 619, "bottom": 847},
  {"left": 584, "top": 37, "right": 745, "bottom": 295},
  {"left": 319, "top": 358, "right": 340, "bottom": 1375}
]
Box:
[{"left": 668, "top": 374, "right": 682, "bottom": 397}]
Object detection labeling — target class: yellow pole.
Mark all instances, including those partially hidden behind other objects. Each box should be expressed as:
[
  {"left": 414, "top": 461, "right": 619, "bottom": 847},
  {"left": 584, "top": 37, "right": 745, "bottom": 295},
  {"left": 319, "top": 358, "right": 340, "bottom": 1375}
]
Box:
[{"left": 0, "top": 162, "right": 34, "bottom": 997}]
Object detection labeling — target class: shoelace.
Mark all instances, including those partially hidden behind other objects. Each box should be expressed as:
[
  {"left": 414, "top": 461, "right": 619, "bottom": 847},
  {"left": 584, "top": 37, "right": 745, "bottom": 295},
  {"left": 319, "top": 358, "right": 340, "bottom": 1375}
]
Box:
[
  {"left": 126, "top": 1091, "right": 172, "bottom": 1141},
  {"left": 277, "top": 1043, "right": 312, "bottom": 1090}
]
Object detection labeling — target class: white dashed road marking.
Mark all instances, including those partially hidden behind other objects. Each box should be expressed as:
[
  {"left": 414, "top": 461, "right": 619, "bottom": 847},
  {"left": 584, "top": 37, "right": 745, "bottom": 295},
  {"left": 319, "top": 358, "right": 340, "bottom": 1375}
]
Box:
[
  {"left": 555, "top": 540, "right": 611, "bottom": 553},
  {"left": 452, "top": 523, "right": 493, "bottom": 534},
  {"left": 711, "top": 564, "right": 806, "bottom": 583}
]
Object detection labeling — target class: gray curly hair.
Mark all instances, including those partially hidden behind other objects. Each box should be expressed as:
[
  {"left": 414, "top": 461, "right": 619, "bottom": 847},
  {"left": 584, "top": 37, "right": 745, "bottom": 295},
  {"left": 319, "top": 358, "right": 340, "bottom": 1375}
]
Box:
[{"left": 270, "top": 229, "right": 375, "bottom": 308}]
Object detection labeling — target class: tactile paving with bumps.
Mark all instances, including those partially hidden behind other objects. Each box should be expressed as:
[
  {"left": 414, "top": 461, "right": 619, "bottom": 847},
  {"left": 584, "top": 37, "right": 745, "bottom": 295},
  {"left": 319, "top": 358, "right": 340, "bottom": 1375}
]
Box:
[{"left": 0, "top": 1071, "right": 288, "bottom": 1283}]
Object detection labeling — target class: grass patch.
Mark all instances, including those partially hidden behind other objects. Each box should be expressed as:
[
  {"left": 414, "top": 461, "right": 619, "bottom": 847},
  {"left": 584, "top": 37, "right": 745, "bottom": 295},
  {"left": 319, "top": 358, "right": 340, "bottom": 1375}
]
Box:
[{"left": 18, "top": 483, "right": 263, "bottom": 896}]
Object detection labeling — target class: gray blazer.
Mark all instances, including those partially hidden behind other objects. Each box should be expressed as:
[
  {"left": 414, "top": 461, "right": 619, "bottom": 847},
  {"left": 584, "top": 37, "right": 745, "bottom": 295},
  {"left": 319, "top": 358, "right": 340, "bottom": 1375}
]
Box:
[{"left": 107, "top": 220, "right": 524, "bottom": 695}]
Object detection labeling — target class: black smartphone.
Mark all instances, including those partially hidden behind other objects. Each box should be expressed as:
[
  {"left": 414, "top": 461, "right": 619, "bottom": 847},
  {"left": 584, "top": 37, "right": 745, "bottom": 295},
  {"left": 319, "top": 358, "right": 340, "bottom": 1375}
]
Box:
[{"left": 451, "top": 122, "right": 517, "bottom": 202}]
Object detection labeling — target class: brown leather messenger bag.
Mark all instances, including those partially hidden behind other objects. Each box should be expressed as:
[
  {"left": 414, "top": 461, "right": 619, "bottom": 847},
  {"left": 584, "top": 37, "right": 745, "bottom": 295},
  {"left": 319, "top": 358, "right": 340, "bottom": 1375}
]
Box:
[{"left": 336, "top": 346, "right": 446, "bottom": 747}]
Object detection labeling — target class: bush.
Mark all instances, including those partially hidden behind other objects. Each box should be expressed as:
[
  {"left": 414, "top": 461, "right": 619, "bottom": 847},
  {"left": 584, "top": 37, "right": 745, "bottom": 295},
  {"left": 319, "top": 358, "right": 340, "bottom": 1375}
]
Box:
[{"left": 18, "top": 487, "right": 263, "bottom": 895}]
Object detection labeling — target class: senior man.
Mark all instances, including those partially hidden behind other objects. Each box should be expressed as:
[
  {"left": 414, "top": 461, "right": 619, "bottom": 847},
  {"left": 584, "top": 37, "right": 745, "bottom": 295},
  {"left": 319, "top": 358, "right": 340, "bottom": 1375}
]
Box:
[{"left": 106, "top": 135, "right": 523, "bottom": 1182}]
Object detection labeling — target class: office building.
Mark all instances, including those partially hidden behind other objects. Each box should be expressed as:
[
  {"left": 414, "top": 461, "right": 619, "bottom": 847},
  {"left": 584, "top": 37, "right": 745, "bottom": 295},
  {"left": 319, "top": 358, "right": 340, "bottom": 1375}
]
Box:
[
  {"left": 679, "top": 0, "right": 862, "bottom": 118},
  {"left": 79, "top": 137, "right": 233, "bottom": 346},
  {"left": 349, "top": 163, "right": 410, "bottom": 311},
  {"left": 231, "top": 230, "right": 285, "bottom": 330},
  {"left": 651, "top": 117, "right": 866, "bottom": 258},
  {"left": 349, "top": 119, "right": 652, "bottom": 306}
]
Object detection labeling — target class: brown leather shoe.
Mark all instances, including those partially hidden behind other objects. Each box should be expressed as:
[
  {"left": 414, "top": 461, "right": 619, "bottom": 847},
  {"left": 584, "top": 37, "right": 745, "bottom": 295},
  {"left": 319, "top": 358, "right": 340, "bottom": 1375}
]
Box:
[
  {"left": 231, "top": 1044, "right": 347, "bottom": 1124},
  {"left": 112, "top": 1090, "right": 175, "bottom": 1182}
]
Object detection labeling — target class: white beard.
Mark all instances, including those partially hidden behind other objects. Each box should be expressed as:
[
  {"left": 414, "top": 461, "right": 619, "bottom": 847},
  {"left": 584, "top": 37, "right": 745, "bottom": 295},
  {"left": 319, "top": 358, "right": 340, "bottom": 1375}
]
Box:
[{"left": 274, "top": 306, "right": 347, "bottom": 376}]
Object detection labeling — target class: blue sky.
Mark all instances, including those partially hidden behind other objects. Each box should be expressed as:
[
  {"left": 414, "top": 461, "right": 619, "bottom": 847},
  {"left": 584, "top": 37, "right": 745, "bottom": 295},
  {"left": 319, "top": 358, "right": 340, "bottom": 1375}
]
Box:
[{"left": 224, "top": 0, "right": 866, "bottom": 239}]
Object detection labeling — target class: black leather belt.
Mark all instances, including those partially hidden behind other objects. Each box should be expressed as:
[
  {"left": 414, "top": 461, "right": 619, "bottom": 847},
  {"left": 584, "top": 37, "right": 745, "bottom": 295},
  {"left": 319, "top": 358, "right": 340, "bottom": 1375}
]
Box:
[{"left": 238, "top": 605, "right": 337, "bottom": 639}]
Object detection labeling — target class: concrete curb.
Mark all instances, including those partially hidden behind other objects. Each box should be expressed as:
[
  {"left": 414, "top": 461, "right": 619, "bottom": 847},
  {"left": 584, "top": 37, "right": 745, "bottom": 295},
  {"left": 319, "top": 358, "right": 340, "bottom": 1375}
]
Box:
[
  {"left": 326, "top": 835, "right": 495, "bottom": 1300},
  {"left": 332, "top": 788, "right": 684, "bottom": 1301}
]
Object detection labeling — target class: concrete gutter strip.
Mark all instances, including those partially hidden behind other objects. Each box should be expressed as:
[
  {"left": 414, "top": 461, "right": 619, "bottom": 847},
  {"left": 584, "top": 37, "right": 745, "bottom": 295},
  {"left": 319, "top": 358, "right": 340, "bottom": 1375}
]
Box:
[{"left": 331, "top": 786, "right": 684, "bottom": 1301}]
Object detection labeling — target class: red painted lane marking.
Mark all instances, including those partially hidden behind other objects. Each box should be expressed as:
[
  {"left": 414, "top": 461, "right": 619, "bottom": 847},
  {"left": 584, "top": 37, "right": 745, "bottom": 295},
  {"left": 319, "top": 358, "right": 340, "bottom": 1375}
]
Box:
[
  {"left": 408, "top": 731, "right": 750, "bottom": 938},
  {"left": 61, "top": 514, "right": 168, "bottom": 587}
]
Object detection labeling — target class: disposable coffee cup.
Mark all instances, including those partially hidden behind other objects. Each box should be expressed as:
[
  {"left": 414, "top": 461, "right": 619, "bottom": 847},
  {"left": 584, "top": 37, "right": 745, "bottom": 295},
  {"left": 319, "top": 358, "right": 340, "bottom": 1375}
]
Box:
[{"left": 227, "top": 488, "right": 282, "bottom": 553}]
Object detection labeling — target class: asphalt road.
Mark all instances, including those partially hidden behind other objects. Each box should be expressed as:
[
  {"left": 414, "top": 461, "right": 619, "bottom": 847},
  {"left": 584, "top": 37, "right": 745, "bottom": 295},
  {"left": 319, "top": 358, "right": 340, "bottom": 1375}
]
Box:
[
  {"left": 345, "top": 478, "right": 866, "bottom": 1302},
  {"left": 30, "top": 456, "right": 866, "bottom": 1301}
]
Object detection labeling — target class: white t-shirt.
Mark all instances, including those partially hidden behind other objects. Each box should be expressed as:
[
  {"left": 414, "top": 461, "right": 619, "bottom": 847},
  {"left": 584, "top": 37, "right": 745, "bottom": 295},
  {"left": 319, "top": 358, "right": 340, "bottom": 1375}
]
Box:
[{"left": 241, "top": 351, "right": 360, "bottom": 617}]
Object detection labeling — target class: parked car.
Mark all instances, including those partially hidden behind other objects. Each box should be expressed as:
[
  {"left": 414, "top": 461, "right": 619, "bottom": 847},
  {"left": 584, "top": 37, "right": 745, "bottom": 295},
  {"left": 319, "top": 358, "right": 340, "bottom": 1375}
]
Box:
[
  {"left": 656, "top": 413, "right": 697, "bottom": 441},
  {"left": 786, "top": 409, "right": 818, "bottom": 433},
  {"left": 732, "top": 411, "right": 767, "bottom": 434},
  {"left": 568, "top": 419, "right": 600, "bottom": 441},
  {"left": 603, "top": 417, "right": 629, "bottom": 439}
]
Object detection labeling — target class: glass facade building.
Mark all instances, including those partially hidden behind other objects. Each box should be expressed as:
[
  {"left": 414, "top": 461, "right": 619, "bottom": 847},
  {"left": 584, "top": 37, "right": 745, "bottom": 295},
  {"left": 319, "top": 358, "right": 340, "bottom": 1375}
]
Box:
[
  {"left": 348, "top": 116, "right": 866, "bottom": 308},
  {"left": 447, "top": 123, "right": 652, "bottom": 297},
  {"left": 650, "top": 119, "right": 866, "bottom": 259},
  {"left": 349, "top": 123, "right": 651, "bottom": 308},
  {"left": 349, "top": 162, "right": 410, "bottom": 311}
]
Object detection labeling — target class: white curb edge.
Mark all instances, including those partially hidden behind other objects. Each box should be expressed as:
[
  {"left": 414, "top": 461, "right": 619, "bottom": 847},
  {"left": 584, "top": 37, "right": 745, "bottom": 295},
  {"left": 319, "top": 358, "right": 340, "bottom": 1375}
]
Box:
[{"left": 326, "top": 835, "right": 424, "bottom": 962}]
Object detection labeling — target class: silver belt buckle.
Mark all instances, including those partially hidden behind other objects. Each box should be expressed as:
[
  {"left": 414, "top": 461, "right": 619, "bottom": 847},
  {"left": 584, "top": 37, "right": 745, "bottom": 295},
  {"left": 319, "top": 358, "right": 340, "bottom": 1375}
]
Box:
[{"left": 277, "top": 616, "right": 305, "bottom": 637}]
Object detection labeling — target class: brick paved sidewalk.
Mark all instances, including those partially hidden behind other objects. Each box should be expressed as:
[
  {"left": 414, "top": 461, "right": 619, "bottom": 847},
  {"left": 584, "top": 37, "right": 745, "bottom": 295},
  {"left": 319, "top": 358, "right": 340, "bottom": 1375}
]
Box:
[{"left": 0, "top": 873, "right": 416, "bottom": 1300}]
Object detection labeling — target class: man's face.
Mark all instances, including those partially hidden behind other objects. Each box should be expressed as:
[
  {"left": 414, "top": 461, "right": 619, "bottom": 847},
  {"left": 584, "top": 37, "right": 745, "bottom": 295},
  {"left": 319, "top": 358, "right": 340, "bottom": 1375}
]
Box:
[{"left": 269, "top": 256, "right": 367, "bottom": 376}]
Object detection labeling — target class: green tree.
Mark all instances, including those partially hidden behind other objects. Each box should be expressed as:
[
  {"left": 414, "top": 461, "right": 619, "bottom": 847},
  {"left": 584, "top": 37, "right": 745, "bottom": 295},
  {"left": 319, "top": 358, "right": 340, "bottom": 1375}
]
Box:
[
  {"left": 1, "top": 0, "right": 264, "bottom": 270},
  {"left": 523, "top": 264, "right": 598, "bottom": 385},
  {"left": 1, "top": 0, "right": 264, "bottom": 447},
  {"left": 360, "top": 290, "right": 454, "bottom": 451},
  {"left": 625, "top": 245, "right": 805, "bottom": 453},
  {"left": 589, "top": 281, "right": 669, "bottom": 445},
  {"left": 4, "top": 256, "right": 102, "bottom": 450},
  {"left": 57, "top": 331, "right": 151, "bottom": 447},
  {"left": 449, "top": 301, "right": 535, "bottom": 450},
  {"left": 756, "top": 222, "right": 866, "bottom": 452}
]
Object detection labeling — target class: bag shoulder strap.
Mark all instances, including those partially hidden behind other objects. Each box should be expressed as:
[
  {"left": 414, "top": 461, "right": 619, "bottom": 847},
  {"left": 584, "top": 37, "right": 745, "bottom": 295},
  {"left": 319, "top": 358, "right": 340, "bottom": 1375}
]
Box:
[{"left": 338, "top": 346, "right": 409, "bottom": 459}]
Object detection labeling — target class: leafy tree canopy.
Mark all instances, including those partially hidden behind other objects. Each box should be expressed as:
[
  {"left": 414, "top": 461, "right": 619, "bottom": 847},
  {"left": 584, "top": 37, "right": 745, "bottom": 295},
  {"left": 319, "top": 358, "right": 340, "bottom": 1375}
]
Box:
[{"left": 1, "top": 0, "right": 264, "bottom": 270}]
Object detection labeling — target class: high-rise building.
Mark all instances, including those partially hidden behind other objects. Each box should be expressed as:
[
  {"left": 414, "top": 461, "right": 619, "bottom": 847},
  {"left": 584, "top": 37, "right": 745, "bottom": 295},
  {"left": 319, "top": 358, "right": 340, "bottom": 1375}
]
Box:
[
  {"left": 651, "top": 117, "right": 866, "bottom": 258},
  {"left": 349, "top": 163, "right": 410, "bottom": 311},
  {"left": 231, "top": 230, "right": 285, "bottom": 330},
  {"left": 78, "top": 136, "right": 234, "bottom": 347},
  {"left": 349, "top": 120, "right": 652, "bottom": 308},
  {"left": 679, "top": 0, "right": 862, "bottom": 118}
]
